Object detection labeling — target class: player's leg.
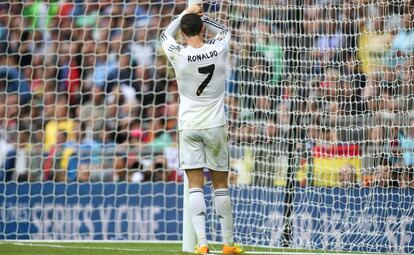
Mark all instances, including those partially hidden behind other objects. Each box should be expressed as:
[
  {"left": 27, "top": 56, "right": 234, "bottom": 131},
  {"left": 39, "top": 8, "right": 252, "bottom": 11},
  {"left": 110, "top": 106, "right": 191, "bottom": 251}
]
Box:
[
  {"left": 210, "top": 171, "right": 244, "bottom": 254},
  {"left": 204, "top": 126, "right": 233, "bottom": 246},
  {"left": 210, "top": 169, "right": 233, "bottom": 243},
  {"left": 204, "top": 126, "right": 244, "bottom": 253},
  {"left": 186, "top": 168, "right": 208, "bottom": 250},
  {"left": 179, "top": 130, "right": 209, "bottom": 252}
]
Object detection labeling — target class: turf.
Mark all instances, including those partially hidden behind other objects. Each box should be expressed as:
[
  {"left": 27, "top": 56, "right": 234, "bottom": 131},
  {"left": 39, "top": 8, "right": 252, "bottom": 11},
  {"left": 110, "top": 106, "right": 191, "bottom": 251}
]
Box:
[{"left": 0, "top": 241, "right": 376, "bottom": 255}]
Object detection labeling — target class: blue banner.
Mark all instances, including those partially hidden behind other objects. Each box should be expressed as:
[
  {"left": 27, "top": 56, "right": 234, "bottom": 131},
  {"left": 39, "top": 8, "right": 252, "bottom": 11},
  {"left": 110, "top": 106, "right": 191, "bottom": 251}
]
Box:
[
  {"left": 0, "top": 183, "right": 183, "bottom": 241},
  {"left": 0, "top": 183, "right": 413, "bottom": 253}
]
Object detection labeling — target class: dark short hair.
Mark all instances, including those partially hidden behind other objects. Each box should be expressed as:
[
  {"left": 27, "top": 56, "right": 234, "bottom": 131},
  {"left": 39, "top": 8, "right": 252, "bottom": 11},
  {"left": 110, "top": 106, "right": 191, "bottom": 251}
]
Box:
[{"left": 180, "top": 13, "right": 203, "bottom": 37}]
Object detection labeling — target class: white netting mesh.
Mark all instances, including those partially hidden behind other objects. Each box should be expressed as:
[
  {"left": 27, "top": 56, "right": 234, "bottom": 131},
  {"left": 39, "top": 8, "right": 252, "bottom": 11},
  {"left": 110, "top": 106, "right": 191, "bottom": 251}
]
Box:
[{"left": 0, "top": 0, "right": 414, "bottom": 253}]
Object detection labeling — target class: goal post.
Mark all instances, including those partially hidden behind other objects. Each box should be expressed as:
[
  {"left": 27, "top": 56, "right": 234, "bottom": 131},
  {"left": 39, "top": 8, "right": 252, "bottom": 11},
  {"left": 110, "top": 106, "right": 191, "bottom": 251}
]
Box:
[{"left": 182, "top": 174, "right": 197, "bottom": 252}]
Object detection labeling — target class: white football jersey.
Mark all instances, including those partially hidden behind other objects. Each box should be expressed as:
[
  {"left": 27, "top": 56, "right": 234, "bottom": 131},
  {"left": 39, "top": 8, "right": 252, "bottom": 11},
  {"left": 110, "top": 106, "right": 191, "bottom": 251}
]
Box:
[{"left": 160, "top": 11, "right": 230, "bottom": 130}]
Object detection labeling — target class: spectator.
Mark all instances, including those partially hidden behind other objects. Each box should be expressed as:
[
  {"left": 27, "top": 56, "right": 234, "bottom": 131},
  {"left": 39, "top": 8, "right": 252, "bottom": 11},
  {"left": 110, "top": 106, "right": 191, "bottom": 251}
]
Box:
[
  {"left": 54, "top": 2, "right": 75, "bottom": 41},
  {"left": 0, "top": 119, "right": 12, "bottom": 181},
  {"left": 73, "top": 120, "right": 100, "bottom": 182},
  {"left": 389, "top": 14, "right": 414, "bottom": 67},
  {"left": 399, "top": 119, "right": 414, "bottom": 187},
  {"left": 2, "top": 128, "right": 31, "bottom": 182},
  {"left": 358, "top": 15, "right": 393, "bottom": 75},
  {"left": 252, "top": 100, "right": 287, "bottom": 186},
  {"left": 106, "top": 53, "right": 139, "bottom": 94},
  {"left": 77, "top": 85, "right": 106, "bottom": 139},
  {"left": 163, "top": 79, "right": 179, "bottom": 130},
  {"left": 313, "top": 68, "right": 341, "bottom": 125},
  {"left": 0, "top": 65, "right": 31, "bottom": 106},
  {"left": 0, "top": 3, "right": 9, "bottom": 54},
  {"left": 317, "top": 126, "right": 338, "bottom": 149},
  {"left": 92, "top": 42, "right": 117, "bottom": 88},
  {"left": 43, "top": 128, "right": 77, "bottom": 182},
  {"left": 314, "top": 11, "right": 343, "bottom": 68},
  {"left": 340, "top": 54, "right": 367, "bottom": 115},
  {"left": 255, "top": 23, "right": 283, "bottom": 86},
  {"left": 91, "top": 124, "right": 117, "bottom": 182},
  {"left": 340, "top": 1, "right": 360, "bottom": 57},
  {"left": 117, "top": 120, "right": 144, "bottom": 169},
  {"left": 74, "top": 0, "right": 100, "bottom": 29},
  {"left": 162, "top": 132, "right": 182, "bottom": 182},
  {"left": 146, "top": 118, "right": 173, "bottom": 155},
  {"left": 130, "top": 28, "right": 155, "bottom": 68},
  {"left": 372, "top": 158, "right": 399, "bottom": 188},
  {"left": 44, "top": 94, "right": 75, "bottom": 151},
  {"left": 338, "top": 164, "right": 358, "bottom": 187},
  {"left": 373, "top": 164, "right": 391, "bottom": 187},
  {"left": 115, "top": 154, "right": 144, "bottom": 182},
  {"left": 148, "top": 155, "right": 169, "bottom": 182},
  {"left": 121, "top": 155, "right": 169, "bottom": 183},
  {"left": 56, "top": 41, "right": 82, "bottom": 108},
  {"left": 23, "top": 0, "right": 59, "bottom": 32},
  {"left": 81, "top": 41, "right": 97, "bottom": 89},
  {"left": 400, "top": 56, "right": 414, "bottom": 98}
]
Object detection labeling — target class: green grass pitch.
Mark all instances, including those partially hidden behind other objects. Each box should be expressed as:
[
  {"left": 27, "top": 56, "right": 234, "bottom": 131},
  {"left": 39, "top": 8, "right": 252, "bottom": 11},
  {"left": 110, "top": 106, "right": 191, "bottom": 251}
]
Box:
[{"left": 0, "top": 241, "right": 381, "bottom": 255}]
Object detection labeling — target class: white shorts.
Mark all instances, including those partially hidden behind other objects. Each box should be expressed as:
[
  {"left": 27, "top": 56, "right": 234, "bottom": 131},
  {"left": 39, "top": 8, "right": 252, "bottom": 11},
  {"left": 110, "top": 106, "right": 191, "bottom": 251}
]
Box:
[{"left": 178, "top": 126, "right": 229, "bottom": 171}]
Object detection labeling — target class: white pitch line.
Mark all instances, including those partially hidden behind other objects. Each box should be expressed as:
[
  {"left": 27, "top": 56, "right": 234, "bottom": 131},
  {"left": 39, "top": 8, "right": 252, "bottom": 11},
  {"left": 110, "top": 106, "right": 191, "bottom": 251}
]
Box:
[
  {"left": 0, "top": 241, "right": 381, "bottom": 255},
  {"left": 2, "top": 239, "right": 182, "bottom": 244},
  {"left": 0, "top": 242, "right": 178, "bottom": 253}
]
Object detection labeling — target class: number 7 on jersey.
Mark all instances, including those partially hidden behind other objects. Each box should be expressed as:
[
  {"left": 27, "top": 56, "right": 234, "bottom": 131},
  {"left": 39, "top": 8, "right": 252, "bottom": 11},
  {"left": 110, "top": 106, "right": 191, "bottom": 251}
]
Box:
[{"left": 196, "top": 64, "right": 215, "bottom": 96}]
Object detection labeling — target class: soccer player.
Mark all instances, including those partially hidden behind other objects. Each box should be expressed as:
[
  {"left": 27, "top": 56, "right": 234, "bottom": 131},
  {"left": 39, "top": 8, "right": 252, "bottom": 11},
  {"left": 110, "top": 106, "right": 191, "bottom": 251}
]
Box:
[{"left": 160, "top": 4, "right": 244, "bottom": 255}]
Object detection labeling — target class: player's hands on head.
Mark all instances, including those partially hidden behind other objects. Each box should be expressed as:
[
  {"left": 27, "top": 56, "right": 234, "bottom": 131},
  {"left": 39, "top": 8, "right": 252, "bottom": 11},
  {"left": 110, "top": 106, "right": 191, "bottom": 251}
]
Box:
[{"left": 186, "top": 4, "right": 203, "bottom": 16}]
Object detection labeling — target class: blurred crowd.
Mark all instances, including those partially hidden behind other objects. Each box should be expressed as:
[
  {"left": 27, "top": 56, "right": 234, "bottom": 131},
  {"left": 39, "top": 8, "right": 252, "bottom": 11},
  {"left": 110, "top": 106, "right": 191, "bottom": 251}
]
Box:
[
  {"left": 226, "top": 0, "right": 414, "bottom": 188},
  {"left": 0, "top": 0, "right": 414, "bottom": 187},
  {"left": 0, "top": 0, "right": 186, "bottom": 183}
]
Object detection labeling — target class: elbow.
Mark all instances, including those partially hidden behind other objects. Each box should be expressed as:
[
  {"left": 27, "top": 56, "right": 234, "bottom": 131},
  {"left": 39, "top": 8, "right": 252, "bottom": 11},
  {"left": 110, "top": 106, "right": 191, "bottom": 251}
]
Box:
[{"left": 160, "top": 32, "right": 167, "bottom": 43}]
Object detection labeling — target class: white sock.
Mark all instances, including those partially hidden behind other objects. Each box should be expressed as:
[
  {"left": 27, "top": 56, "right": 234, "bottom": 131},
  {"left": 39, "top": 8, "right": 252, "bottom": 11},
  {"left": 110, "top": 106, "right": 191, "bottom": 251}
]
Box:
[
  {"left": 189, "top": 187, "right": 208, "bottom": 247},
  {"left": 214, "top": 188, "right": 234, "bottom": 246}
]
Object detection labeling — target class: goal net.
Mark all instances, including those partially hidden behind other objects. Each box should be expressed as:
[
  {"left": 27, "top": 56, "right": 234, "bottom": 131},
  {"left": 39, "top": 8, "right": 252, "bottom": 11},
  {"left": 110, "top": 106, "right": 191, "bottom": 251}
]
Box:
[{"left": 0, "top": 0, "right": 414, "bottom": 253}]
